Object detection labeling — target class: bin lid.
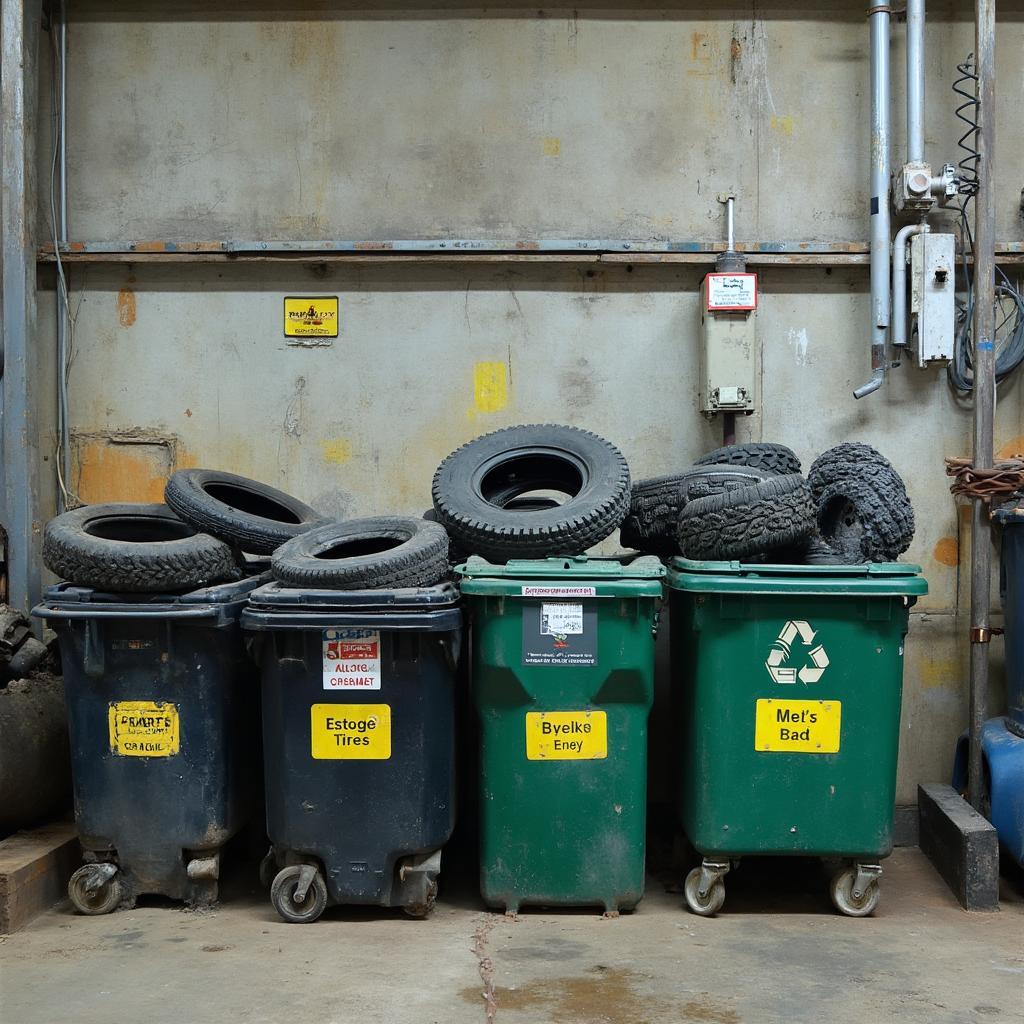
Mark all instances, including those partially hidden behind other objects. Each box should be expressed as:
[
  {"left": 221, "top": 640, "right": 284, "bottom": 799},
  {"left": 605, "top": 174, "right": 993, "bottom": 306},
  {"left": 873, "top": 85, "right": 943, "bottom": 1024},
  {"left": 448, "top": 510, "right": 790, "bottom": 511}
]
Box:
[
  {"left": 34, "top": 567, "right": 272, "bottom": 623},
  {"left": 455, "top": 555, "right": 665, "bottom": 598},
  {"left": 246, "top": 580, "right": 459, "bottom": 610},
  {"left": 666, "top": 557, "right": 927, "bottom": 597}
]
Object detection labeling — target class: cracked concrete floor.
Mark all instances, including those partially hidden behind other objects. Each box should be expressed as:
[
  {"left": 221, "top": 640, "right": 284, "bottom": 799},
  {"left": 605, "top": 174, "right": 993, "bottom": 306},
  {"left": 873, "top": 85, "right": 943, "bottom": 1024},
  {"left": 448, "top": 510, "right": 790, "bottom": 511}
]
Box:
[{"left": 1, "top": 848, "right": 1022, "bottom": 1024}]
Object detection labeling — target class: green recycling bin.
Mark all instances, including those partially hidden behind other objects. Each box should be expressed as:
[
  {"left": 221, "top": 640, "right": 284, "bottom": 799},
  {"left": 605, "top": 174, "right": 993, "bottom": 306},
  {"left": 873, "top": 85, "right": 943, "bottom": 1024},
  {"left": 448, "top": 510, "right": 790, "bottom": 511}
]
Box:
[
  {"left": 667, "top": 557, "right": 927, "bottom": 917},
  {"left": 456, "top": 555, "right": 664, "bottom": 915}
]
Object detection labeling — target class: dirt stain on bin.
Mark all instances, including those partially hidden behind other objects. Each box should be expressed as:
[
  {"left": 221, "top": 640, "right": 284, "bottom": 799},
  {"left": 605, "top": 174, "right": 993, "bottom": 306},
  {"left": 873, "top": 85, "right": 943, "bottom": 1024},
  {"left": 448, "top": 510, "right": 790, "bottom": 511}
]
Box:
[{"left": 461, "top": 965, "right": 739, "bottom": 1023}]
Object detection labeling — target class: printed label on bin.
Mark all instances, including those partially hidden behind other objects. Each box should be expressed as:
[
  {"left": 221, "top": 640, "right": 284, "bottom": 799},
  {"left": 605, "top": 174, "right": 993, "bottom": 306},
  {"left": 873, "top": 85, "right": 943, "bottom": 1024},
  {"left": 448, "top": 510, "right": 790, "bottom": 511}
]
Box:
[
  {"left": 523, "top": 603, "right": 597, "bottom": 666},
  {"left": 310, "top": 703, "right": 390, "bottom": 759},
  {"left": 108, "top": 701, "right": 180, "bottom": 757},
  {"left": 754, "top": 699, "right": 841, "bottom": 754},
  {"left": 526, "top": 710, "right": 607, "bottom": 760},
  {"left": 521, "top": 585, "right": 597, "bottom": 598},
  {"left": 323, "top": 628, "right": 381, "bottom": 690}
]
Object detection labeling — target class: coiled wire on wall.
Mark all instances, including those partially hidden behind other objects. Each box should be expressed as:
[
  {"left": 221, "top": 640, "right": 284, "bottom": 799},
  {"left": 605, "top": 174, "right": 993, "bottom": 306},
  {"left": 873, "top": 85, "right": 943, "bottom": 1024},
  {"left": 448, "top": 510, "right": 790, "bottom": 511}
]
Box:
[{"left": 947, "top": 54, "right": 1024, "bottom": 393}]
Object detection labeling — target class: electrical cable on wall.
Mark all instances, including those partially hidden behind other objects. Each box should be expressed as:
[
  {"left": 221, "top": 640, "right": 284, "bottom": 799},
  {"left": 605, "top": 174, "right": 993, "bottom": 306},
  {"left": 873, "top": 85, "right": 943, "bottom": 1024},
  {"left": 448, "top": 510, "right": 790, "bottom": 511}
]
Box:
[{"left": 948, "top": 54, "right": 1024, "bottom": 394}]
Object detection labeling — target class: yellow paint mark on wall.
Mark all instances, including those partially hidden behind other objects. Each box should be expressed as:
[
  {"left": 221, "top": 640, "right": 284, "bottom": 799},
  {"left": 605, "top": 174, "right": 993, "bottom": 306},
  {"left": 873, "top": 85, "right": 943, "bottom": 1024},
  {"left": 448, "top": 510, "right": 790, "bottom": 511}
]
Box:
[
  {"left": 116, "top": 288, "right": 137, "bottom": 327},
  {"left": 916, "top": 655, "right": 959, "bottom": 691},
  {"left": 542, "top": 137, "right": 561, "bottom": 157},
  {"left": 320, "top": 438, "right": 353, "bottom": 465},
  {"left": 473, "top": 361, "right": 508, "bottom": 415},
  {"left": 770, "top": 115, "right": 795, "bottom": 135},
  {"left": 997, "top": 435, "right": 1024, "bottom": 459},
  {"left": 933, "top": 537, "right": 959, "bottom": 567}
]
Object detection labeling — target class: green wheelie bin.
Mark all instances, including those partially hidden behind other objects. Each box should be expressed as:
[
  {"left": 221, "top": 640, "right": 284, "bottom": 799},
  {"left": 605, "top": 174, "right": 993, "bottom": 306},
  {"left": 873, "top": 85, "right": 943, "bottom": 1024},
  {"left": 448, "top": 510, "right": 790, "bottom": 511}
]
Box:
[
  {"left": 456, "top": 555, "right": 664, "bottom": 915},
  {"left": 667, "top": 557, "right": 927, "bottom": 917}
]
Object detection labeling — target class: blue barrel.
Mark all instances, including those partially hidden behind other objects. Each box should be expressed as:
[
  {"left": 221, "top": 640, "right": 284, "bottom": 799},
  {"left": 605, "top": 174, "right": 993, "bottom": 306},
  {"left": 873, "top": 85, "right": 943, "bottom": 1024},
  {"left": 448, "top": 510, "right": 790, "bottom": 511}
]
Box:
[{"left": 995, "top": 503, "right": 1024, "bottom": 730}]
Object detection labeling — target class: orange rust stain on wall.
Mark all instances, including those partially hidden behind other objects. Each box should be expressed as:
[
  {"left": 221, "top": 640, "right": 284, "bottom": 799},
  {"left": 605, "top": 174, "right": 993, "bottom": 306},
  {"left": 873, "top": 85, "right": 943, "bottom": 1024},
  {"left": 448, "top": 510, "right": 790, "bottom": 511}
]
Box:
[
  {"left": 75, "top": 439, "right": 181, "bottom": 503},
  {"left": 933, "top": 537, "right": 959, "bottom": 567},
  {"left": 997, "top": 436, "right": 1024, "bottom": 459},
  {"left": 116, "top": 288, "right": 137, "bottom": 327}
]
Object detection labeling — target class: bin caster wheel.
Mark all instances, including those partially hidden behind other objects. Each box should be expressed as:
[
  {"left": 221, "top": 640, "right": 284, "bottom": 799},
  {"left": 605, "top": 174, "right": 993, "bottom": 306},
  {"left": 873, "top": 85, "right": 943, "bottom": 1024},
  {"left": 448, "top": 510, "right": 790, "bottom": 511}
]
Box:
[
  {"left": 403, "top": 879, "right": 438, "bottom": 919},
  {"left": 270, "top": 865, "right": 328, "bottom": 924},
  {"left": 684, "top": 866, "right": 726, "bottom": 917},
  {"left": 830, "top": 864, "right": 881, "bottom": 917},
  {"left": 258, "top": 848, "right": 277, "bottom": 890},
  {"left": 68, "top": 864, "right": 123, "bottom": 916}
]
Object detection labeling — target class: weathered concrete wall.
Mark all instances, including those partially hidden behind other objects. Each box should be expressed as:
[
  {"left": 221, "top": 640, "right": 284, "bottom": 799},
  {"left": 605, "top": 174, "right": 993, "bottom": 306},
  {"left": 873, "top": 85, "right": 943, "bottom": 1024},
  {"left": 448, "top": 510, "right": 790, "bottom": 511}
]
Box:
[{"left": 32, "top": 2, "right": 1024, "bottom": 804}]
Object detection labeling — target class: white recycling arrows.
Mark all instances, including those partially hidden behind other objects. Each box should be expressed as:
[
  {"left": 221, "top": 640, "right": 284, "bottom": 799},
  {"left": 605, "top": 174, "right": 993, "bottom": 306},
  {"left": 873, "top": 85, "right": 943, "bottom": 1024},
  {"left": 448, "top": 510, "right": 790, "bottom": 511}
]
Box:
[{"left": 765, "top": 620, "right": 830, "bottom": 685}]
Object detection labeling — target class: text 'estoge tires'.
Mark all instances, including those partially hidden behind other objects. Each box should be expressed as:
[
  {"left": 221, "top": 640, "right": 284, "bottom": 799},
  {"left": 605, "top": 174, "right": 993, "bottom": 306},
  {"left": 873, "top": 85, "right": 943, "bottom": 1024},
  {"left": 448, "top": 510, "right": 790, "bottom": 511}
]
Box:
[
  {"left": 271, "top": 516, "right": 449, "bottom": 590},
  {"left": 431, "top": 424, "right": 630, "bottom": 561},
  {"left": 43, "top": 503, "right": 243, "bottom": 593}
]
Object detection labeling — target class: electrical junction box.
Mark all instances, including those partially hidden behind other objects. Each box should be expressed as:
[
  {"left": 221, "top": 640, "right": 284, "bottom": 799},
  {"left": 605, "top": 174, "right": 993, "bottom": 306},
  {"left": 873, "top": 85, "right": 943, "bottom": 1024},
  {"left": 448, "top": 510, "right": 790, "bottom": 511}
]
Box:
[
  {"left": 910, "top": 232, "right": 956, "bottom": 366},
  {"left": 700, "top": 272, "right": 759, "bottom": 415}
]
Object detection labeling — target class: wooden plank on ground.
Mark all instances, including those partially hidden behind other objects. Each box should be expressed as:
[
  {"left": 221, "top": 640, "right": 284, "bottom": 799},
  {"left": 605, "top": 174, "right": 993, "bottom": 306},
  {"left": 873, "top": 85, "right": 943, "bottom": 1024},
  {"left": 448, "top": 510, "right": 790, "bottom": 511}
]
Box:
[{"left": 0, "top": 821, "right": 79, "bottom": 933}]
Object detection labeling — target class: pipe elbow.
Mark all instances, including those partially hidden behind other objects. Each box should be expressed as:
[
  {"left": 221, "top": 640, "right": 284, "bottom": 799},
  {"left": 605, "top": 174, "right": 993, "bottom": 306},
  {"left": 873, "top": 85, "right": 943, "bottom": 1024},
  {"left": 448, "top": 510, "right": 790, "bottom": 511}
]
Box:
[{"left": 853, "top": 371, "right": 885, "bottom": 400}]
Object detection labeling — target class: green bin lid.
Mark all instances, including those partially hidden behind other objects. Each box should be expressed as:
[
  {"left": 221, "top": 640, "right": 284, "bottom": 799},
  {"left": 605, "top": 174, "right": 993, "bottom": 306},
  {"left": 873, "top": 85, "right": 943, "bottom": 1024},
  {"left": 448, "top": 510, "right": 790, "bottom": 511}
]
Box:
[
  {"left": 456, "top": 555, "right": 665, "bottom": 598},
  {"left": 666, "top": 556, "right": 927, "bottom": 597}
]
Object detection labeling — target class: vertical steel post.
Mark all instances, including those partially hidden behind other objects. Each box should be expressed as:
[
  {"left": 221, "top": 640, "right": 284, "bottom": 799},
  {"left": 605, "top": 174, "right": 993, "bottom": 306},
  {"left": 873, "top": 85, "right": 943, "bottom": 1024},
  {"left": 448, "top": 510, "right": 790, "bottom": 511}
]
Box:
[
  {"left": 56, "top": 0, "right": 70, "bottom": 512},
  {"left": 854, "top": 5, "right": 891, "bottom": 400},
  {"left": 1, "top": 0, "right": 46, "bottom": 614},
  {"left": 906, "top": 0, "right": 926, "bottom": 163},
  {"left": 967, "top": 0, "right": 996, "bottom": 812}
]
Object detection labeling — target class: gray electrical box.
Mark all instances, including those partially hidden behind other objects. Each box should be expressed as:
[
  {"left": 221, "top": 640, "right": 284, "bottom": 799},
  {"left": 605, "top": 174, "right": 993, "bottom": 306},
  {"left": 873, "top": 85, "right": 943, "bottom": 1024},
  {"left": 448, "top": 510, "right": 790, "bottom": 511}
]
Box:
[
  {"left": 910, "top": 232, "right": 956, "bottom": 366},
  {"left": 699, "top": 272, "right": 759, "bottom": 415}
]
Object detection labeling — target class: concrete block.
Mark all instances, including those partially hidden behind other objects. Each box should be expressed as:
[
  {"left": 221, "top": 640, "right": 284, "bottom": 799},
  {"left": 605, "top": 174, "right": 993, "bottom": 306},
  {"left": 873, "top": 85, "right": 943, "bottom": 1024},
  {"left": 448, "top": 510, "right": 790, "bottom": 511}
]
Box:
[
  {"left": 0, "top": 821, "right": 79, "bottom": 933},
  {"left": 918, "top": 783, "right": 999, "bottom": 911}
]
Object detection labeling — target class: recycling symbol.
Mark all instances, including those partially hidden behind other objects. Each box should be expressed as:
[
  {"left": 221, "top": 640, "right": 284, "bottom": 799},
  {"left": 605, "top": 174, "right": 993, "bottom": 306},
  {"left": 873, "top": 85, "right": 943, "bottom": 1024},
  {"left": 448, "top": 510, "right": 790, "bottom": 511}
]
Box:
[{"left": 765, "top": 620, "right": 830, "bottom": 685}]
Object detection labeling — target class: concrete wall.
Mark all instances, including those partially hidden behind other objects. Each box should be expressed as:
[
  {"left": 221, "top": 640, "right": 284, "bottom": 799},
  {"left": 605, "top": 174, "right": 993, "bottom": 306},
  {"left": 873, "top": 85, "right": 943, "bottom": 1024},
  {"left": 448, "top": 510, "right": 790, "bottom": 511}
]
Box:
[{"left": 33, "top": 1, "right": 1024, "bottom": 805}]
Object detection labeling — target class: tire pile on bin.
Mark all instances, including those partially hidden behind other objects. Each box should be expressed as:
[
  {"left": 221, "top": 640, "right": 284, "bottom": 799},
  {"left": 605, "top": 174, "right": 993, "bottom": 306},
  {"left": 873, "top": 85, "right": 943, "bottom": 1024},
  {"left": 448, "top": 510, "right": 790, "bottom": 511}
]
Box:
[{"left": 42, "top": 429, "right": 915, "bottom": 595}]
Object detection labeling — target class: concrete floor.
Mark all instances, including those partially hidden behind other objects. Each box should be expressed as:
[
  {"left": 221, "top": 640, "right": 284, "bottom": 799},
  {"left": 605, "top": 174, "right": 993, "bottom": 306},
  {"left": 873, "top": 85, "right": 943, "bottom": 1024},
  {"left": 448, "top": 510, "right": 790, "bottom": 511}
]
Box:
[{"left": 1, "top": 849, "right": 1022, "bottom": 1024}]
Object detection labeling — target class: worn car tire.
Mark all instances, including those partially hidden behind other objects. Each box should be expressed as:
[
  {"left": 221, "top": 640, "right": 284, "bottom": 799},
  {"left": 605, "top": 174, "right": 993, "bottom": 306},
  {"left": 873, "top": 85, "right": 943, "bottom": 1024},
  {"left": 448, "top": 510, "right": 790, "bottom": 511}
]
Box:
[
  {"left": 696, "top": 443, "right": 802, "bottom": 476},
  {"left": 808, "top": 443, "right": 915, "bottom": 552},
  {"left": 165, "top": 469, "right": 322, "bottom": 555},
  {"left": 817, "top": 478, "right": 914, "bottom": 563},
  {"left": 431, "top": 424, "right": 630, "bottom": 561},
  {"left": 272, "top": 516, "right": 449, "bottom": 589},
  {"left": 676, "top": 474, "right": 815, "bottom": 561},
  {"left": 619, "top": 466, "right": 774, "bottom": 555},
  {"left": 43, "top": 503, "right": 243, "bottom": 593}
]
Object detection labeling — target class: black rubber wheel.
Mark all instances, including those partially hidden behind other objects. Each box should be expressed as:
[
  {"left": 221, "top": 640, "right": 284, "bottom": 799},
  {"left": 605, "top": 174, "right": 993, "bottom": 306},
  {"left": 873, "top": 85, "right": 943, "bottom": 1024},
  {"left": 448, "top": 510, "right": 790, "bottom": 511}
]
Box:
[
  {"left": 43, "top": 503, "right": 243, "bottom": 593},
  {"left": 817, "top": 478, "right": 914, "bottom": 563},
  {"left": 272, "top": 516, "right": 449, "bottom": 589},
  {"left": 68, "top": 865, "right": 123, "bottom": 915},
  {"left": 696, "top": 443, "right": 802, "bottom": 475},
  {"left": 270, "top": 866, "right": 328, "bottom": 924},
  {"left": 431, "top": 424, "right": 630, "bottom": 561},
  {"left": 165, "top": 469, "right": 322, "bottom": 555},
  {"left": 677, "top": 474, "right": 815, "bottom": 561},
  {"left": 620, "top": 466, "right": 774, "bottom": 555}
]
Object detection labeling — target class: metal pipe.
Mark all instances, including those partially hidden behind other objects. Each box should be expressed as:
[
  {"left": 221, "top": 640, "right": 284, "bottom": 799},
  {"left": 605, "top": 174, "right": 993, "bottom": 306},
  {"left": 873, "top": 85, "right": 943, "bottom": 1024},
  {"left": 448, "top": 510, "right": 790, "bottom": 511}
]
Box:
[
  {"left": 906, "top": 0, "right": 925, "bottom": 163},
  {"left": 855, "top": 4, "right": 891, "bottom": 400},
  {"left": 967, "top": 0, "right": 996, "bottom": 813},
  {"left": 891, "top": 222, "right": 928, "bottom": 348},
  {"left": 55, "top": 0, "right": 70, "bottom": 512},
  {"left": 725, "top": 197, "right": 735, "bottom": 251}
]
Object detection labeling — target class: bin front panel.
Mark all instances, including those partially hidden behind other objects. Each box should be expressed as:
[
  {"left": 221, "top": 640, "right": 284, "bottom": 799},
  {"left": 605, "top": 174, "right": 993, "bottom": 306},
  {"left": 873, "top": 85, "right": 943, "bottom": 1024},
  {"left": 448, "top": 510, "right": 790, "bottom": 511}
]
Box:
[
  {"left": 996, "top": 510, "right": 1024, "bottom": 728},
  {"left": 56, "top": 616, "right": 255, "bottom": 898},
  {"left": 259, "top": 625, "right": 457, "bottom": 907},
  {"left": 468, "top": 591, "right": 659, "bottom": 912},
  {"left": 670, "top": 588, "right": 912, "bottom": 859}
]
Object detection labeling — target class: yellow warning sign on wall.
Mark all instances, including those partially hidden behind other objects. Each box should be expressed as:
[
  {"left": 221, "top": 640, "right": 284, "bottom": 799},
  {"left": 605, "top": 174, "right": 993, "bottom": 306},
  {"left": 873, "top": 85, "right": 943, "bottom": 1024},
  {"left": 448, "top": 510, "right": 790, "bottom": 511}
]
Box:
[
  {"left": 284, "top": 296, "right": 339, "bottom": 338},
  {"left": 108, "top": 700, "right": 180, "bottom": 757}
]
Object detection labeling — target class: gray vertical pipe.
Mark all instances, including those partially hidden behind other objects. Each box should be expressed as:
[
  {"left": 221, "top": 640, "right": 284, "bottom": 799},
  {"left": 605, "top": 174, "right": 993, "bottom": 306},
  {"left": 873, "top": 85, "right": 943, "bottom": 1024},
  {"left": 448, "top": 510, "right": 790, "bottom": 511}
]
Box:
[
  {"left": 967, "top": 0, "right": 996, "bottom": 812},
  {"left": 56, "top": 0, "right": 70, "bottom": 512},
  {"left": 906, "top": 0, "right": 925, "bottom": 163},
  {"left": 854, "top": 5, "right": 891, "bottom": 399}
]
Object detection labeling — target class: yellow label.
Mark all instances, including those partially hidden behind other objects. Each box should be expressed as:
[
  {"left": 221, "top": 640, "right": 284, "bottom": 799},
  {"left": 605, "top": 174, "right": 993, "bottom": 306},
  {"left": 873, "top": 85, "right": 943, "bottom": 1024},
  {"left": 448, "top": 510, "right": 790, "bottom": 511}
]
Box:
[
  {"left": 283, "top": 296, "right": 339, "bottom": 337},
  {"left": 108, "top": 701, "right": 179, "bottom": 757},
  {"left": 525, "top": 710, "right": 607, "bottom": 761},
  {"left": 311, "top": 703, "right": 390, "bottom": 760},
  {"left": 755, "top": 699, "right": 841, "bottom": 754}
]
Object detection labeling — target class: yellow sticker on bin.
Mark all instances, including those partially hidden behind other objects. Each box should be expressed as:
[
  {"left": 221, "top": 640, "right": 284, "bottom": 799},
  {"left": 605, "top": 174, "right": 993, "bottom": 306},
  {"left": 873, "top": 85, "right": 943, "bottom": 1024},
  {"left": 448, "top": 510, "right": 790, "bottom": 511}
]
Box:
[
  {"left": 525, "top": 710, "right": 607, "bottom": 760},
  {"left": 754, "top": 699, "right": 841, "bottom": 754},
  {"left": 108, "top": 700, "right": 180, "bottom": 757},
  {"left": 311, "top": 703, "right": 391, "bottom": 759}
]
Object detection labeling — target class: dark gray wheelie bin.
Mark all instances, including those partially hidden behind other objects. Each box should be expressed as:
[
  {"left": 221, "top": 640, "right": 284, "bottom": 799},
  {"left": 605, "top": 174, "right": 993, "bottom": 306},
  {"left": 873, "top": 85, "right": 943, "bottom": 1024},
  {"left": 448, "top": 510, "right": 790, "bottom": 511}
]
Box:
[
  {"left": 34, "top": 574, "right": 266, "bottom": 914},
  {"left": 242, "top": 581, "right": 461, "bottom": 923}
]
